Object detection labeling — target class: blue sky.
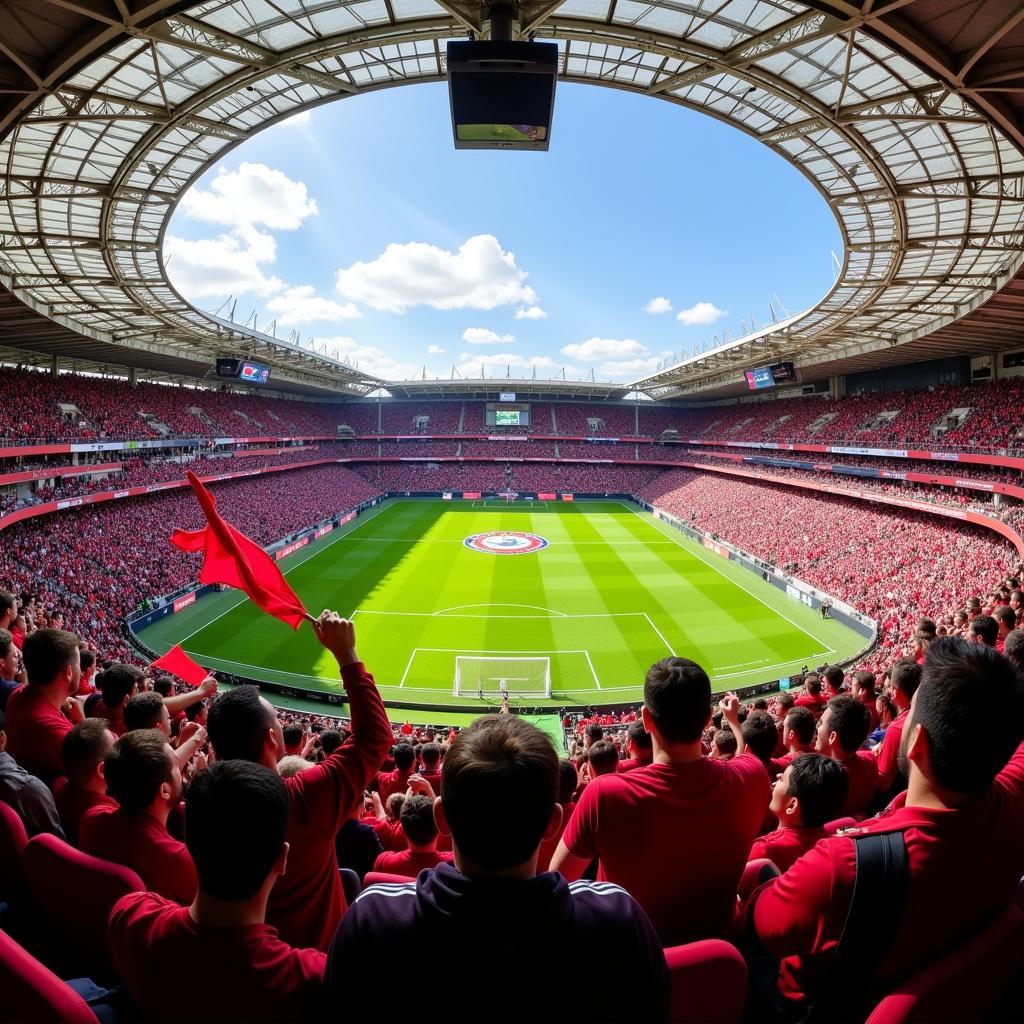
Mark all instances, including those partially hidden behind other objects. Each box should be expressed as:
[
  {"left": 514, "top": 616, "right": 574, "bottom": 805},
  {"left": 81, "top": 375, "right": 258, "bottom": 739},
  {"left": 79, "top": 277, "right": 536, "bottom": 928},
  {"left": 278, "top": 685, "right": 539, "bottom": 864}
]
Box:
[{"left": 166, "top": 81, "right": 840, "bottom": 383}]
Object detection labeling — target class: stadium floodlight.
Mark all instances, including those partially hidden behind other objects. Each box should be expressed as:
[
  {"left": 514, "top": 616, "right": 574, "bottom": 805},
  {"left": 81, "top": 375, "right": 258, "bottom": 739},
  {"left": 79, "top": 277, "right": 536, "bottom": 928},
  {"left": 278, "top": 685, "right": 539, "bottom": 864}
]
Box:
[{"left": 454, "top": 656, "right": 552, "bottom": 699}]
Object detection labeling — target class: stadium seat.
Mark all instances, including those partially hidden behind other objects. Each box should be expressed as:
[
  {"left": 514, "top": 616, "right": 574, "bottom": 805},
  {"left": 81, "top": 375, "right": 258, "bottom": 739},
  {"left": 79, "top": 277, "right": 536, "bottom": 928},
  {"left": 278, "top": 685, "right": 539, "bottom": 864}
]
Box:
[
  {"left": 364, "top": 871, "right": 415, "bottom": 886},
  {"left": 339, "top": 867, "right": 362, "bottom": 904},
  {"left": 0, "top": 800, "right": 29, "bottom": 909},
  {"left": 0, "top": 928, "right": 100, "bottom": 1024},
  {"left": 865, "top": 906, "right": 1024, "bottom": 1024},
  {"left": 663, "top": 939, "right": 748, "bottom": 1024},
  {"left": 22, "top": 833, "right": 144, "bottom": 981},
  {"left": 738, "top": 858, "right": 780, "bottom": 898}
]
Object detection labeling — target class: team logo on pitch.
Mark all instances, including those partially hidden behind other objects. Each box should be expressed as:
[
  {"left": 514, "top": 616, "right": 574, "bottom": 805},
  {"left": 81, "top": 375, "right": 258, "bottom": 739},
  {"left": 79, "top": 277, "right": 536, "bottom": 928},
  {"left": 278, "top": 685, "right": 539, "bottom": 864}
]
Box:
[{"left": 464, "top": 531, "right": 549, "bottom": 555}]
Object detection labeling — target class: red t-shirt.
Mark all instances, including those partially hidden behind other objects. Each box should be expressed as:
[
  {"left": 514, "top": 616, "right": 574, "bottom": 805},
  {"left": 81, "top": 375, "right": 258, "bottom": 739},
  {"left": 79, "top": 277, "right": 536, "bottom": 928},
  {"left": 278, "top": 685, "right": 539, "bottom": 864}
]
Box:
[
  {"left": 561, "top": 753, "right": 770, "bottom": 944},
  {"left": 80, "top": 806, "right": 196, "bottom": 904},
  {"left": 877, "top": 708, "right": 909, "bottom": 792},
  {"left": 56, "top": 783, "right": 116, "bottom": 846},
  {"left": 372, "top": 848, "right": 453, "bottom": 877},
  {"left": 839, "top": 751, "right": 878, "bottom": 817},
  {"left": 794, "top": 695, "right": 827, "bottom": 712},
  {"left": 751, "top": 742, "right": 1024, "bottom": 1003},
  {"left": 4, "top": 685, "right": 72, "bottom": 784},
  {"left": 269, "top": 662, "right": 392, "bottom": 952},
  {"left": 109, "top": 892, "right": 325, "bottom": 1023},
  {"left": 88, "top": 699, "right": 125, "bottom": 737},
  {"left": 419, "top": 768, "right": 443, "bottom": 794},
  {"left": 617, "top": 757, "right": 652, "bottom": 773},
  {"left": 375, "top": 767, "right": 412, "bottom": 802},
  {"left": 749, "top": 825, "right": 826, "bottom": 873}
]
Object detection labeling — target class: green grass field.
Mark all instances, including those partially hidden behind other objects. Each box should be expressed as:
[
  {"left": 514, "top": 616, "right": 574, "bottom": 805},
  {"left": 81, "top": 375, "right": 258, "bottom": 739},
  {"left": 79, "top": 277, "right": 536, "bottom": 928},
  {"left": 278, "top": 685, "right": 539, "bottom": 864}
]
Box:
[{"left": 137, "top": 498, "right": 865, "bottom": 709}]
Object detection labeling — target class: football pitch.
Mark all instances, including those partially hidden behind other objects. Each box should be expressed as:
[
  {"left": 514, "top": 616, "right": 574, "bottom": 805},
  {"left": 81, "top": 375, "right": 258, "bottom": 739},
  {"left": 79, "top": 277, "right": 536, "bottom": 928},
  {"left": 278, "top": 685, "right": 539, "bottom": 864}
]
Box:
[{"left": 137, "top": 498, "right": 865, "bottom": 709}]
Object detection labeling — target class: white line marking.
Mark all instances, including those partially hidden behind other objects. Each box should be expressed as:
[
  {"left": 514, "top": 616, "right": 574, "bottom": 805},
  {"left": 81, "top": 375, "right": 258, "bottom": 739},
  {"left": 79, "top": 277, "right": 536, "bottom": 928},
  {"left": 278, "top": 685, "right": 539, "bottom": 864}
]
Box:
[
  {"left": 582, "top": 650, "right": 601, "bottom": 689},
  {"left": 352, "top": 609, "right": 649, "bottom": 620},
  {"left": 642, "top": 612, "right": 677, "bottom": 656},
  {"left": 433, "top": 602, "right": 569, "bottom": 617}
]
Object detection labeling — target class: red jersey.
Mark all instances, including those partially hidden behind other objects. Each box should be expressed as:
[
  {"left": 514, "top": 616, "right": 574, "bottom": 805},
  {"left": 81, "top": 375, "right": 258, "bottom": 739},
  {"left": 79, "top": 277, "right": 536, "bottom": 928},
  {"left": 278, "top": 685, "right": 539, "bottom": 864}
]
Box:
[
  {"left": 794, "top": 695, "right": 827, "bottom": 713},
  {"left": 749, "top": 825, "right": 826, "bottom": 873},
  {"left": 839, "top": 751, "right": 878, "bottom": 817},
  {"left": 4, "top": 685, "right": 72, "bottom": 784},
  {"left": 372, "top": 848, "right": 453, "bottom": 877},
  {"left": 751, "top": 742, "right": 1024, "bottom": 1003},
  {"left": 375, "top": 767, "right": 412, "bottom": 802},
  {"left": 80, "top": 806, "right": 196, "bottom": 904},
  {"left": 561, "top": 753, "right": 770, "bottom": 945},
  {"left": 877, "top": 708, "right": 909, "bottom": 792},
  {"left": 109, "top": 892, "right": 325, "bottom": 1023},
  {"left": 56, "top": 783, "right": 115, "bottom": 846},
  {"left": 269, "top": 662, "right": 392, "bottom": 952},
  {"left": 617, "top": 757, "right": 652, "bottom": 773},
  {"left": 368, "top": 817, "right": 407, "bottom": 852},
  {"left": 419, "top": 768, "right": 443, "bottom": 794}
]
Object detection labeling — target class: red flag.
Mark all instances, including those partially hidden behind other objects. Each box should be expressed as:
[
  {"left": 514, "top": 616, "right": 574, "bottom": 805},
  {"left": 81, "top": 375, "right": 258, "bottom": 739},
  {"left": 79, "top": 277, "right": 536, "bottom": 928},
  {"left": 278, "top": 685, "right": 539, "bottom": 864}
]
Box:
[
  {"left": 151, "top": 645, "right": 209, "bottom": 687},
  {"left": 171, "top": 471, "right": 309, "bottom": 630}
]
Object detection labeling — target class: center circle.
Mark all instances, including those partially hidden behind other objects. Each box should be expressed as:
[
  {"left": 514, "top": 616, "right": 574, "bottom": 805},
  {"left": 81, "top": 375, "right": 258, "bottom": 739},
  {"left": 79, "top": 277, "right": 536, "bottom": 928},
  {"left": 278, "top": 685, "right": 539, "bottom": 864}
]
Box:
[{"left": 464, "top": 531, "right": 550, "bottom": 555}]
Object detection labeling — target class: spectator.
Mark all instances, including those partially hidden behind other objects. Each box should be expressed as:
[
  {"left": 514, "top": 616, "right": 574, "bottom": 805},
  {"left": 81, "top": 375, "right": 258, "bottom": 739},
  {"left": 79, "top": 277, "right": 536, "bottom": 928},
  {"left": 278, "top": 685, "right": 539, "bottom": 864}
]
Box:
[
  {"left": 335, "top": 806, "right": 383, "bottom": 882},
  {"left": 57, "top": 719, "right": 116, "bottom": 845},
  {"left": 109, "top": 760, "right": 326, "bottom": 1023},
  {"left": 815, "top": 696, "right": 877, "bottom": 817},
  {"left": 794, "top": 675, "right": 826, "bottom": 712},
  {"left": 851, "top": 671, "right": 879, "bottom": 730},
  {"left": 0, "top": 591, "right": 17, "bottom": 632},
  {"left": 0, "top": 708, "right": 64, "bottom": 837},
  {"left": 743, "top": 710, "right": 780, "bottom": 776},
  {"left": 0, "top": 628, "right": 22, "bottom": 711},
  {"left": 206, "top": 613, "right": 391, "bottom": 951},
  {"left": 376, "top": 742, "right": 415, "bottom": 801},
  {"left": 90, "top": 663, "right": 143, "bottom": 737},
  {"left": 4, "top": 628, "right": 83, "bottom": 784},
  {"left": 774, "top": 707, "right": 816, "bottom": 771},
  {"left": 419, "top": 741, "right": 443, "bottom": 792},
  {"left": 876, "top": 659, "right": 922, "bottom": 798},
  {"left": 538, "top": 759, "right": 578, "bottom": 871},
  {"left": 76, "top": 648, "right": 97, "bottom": 697},
  {"left": 748, "top": 753, "right": 848, "bottom": 872},
  {"left": 372, "top": 794, "right": 453, "bottom": 877},
  {"left": 80, "top": 728, "right": 197, "bottom": 904},
  {"left": 618, "top": 720, "right": 653, "bottom": 772},
  {"left": 968, "top": 615, "right": 998, "bottom": 647},
  {"left": 124, "top": 691, "right": 170, "bottom": 734},
  {"left": 1004, "top": 628, "right": 1024, "bottom": 672},
  {"left": 552, "top": 660, "right": 769, "bottom": 945},
  {"left": 712, "top": 728, "right": 738, "bottom": 761},
  {"left": 282, "top": 723, "right": 304, "bottom": 757},
  {"left": 747, "top": 637, "right": 1024, "bottom": 1017},
  {"left": 586, "top": 739, "right": 619, "bottom": 778},
  {"left": 994, "top": 606, "right": 1016, "bottom": 652},
  {"left": 328, "top": 715, "right": 668, "bottom": 1023}
]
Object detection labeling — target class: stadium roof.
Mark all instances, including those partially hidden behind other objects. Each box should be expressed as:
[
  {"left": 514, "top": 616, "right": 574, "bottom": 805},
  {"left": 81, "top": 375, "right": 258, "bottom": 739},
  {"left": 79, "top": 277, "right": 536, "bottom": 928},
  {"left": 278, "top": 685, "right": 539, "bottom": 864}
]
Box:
[{"left": 0, "top": 0, "right": 1023, "bottom": 401}]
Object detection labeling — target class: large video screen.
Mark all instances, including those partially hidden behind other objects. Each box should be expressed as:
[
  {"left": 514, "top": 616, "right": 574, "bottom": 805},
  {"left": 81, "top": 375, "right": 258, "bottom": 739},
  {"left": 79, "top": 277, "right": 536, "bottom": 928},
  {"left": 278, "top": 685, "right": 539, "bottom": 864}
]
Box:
[{"left": 486, "top": 402, "right": 530, "bottom": 427}]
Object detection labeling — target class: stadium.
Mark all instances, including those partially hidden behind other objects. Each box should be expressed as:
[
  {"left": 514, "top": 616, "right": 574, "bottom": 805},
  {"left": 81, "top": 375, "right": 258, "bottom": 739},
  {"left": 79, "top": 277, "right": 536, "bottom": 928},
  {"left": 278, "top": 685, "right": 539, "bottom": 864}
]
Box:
[{"left": 1, "top": 0, "right": 1024, "bottom": 1020}]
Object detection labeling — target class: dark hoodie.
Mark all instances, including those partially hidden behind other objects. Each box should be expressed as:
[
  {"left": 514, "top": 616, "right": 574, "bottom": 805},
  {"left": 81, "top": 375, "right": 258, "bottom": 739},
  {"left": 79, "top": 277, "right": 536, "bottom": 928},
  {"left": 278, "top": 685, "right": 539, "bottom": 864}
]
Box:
[{"left": 327, "top": 861, "right": 667, "bottom": 1022}]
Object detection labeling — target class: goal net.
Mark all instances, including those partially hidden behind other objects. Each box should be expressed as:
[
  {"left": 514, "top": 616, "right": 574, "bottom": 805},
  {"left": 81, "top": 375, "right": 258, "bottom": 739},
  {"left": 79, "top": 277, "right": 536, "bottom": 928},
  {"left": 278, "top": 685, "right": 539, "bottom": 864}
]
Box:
[{"left": 453, "top": 656, "right": 552, "bottom": 698}]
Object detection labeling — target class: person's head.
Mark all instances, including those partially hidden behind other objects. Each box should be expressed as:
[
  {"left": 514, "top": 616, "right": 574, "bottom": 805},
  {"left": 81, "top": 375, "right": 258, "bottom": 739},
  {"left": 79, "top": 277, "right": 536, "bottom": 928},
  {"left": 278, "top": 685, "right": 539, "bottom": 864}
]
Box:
[
  {"left": 774, "top": 691, "right": 796, "bottom": 718},
  {"left": 890, "top": 658, "right": 922, "bottom": 710},
  {"left": 914, "top": 618, "right": 937, "bottom": 651},
  {"left": 993, "top": 605, "right": 1016, "bottom": 635},
  {"left": 207, "top": 685, "right": 283, "bottom": 769},
  {"left": 816, "top": 695, "right": 870, "bottom": 758},
  {"left": 901, "top": 636, "right": 1024, "bottom": 799},
  {"left": 438, "top": 715, "right": 559, "bottom": 873},
  {"left": 769, "top": 753, "right": 849, "bottom": 828},
  {"left": 281, "top": 723, "right": 303, "bottom": 755},
  {"left": 123, "top": 691, "right": 170, "bottom": 735},
  {"left": 97, "top": 663, "right": 143, "bottom": 709},
  {"left": 421, "top": 741, "right": 441, "bottom": 769},
  {"left": 61, "top": 719, "right": 116, "bottom": 789},
  {"left": 711, "top": 729, "right": 737, "bottom": 760},
  {"left": 742, "top": 710, "right": 779, "bottom": 762},
  {"left": 782, "top": 707, "right": 816, "bottom": 751},
  {"left": 385, "top": 792, "right": 405, "bottom": 823},
  {"left": 400, "top": 794, "right": 438, "bottom": 849},
  {"left": 23, "top": 628, "right": 81, "bottom": 696},
  {"left": 277, "top": 755, "right": 314, "bottom": 778},
  {"left": 320, "top": 729, "right": 342, "bottom": 756},
  {"left": 556, "top": 759, "right": 578, "bottom": 804},
  {"left": 1003, "top": 629, "right": 1024, "bottom": 672},
  {"left": 641, "top": 657, "right": 712, "bottom": 746},
  {"left": 0, "top": 628, "right": 17, "bottom": 681},
  {"left": 851, "top": 670, "right": 876, "bottom": 702},
  {"left": 968, "top": 615, "right": 998, "bottom": 647},
  {"left": 0, "top": 591, "right": 17, "bottom": 628},
  {"left": 103, "top": 729, "right": 181, "bottom": 815},
  {"left": 625, "top": 719, "right": 652, "bottom": 761},
  {"left": 393, "top": 742, "right": 415, "bottom": 772},
  {"left": 587, "top": 740, "right": 619, "bottom": 777},
  {"left": 79, "top": 648, "right": 96, "bottom": 681},
  {"left": 185, "top": 699, "right": 207, "bottom": 726},
  {"left": 584, "top": 723, "right": 604, "bottom": 747},
  {"left": 152, "top": 675, "right": 175, "bottom": 699},
  {"left": 1011, "top": 591, "right": 1024, "bottom": 612},
  {"left": 823, "top": 666, "right": 844, "bottom": 693},
  {"left": 953, "top": 609, "right": 968, "bottom": 629},
  {"left": 803, "top": 674, "right": 822, "bottom": 697},
  {"left": 186, "top": 760, "right": 289, "bottom": 902}
]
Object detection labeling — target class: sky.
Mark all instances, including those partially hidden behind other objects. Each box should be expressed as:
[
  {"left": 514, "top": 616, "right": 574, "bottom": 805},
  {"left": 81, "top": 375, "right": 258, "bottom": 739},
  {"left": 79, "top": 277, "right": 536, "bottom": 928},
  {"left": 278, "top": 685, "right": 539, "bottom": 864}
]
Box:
[{"left": 165, "top": 81, "right": 841, "bottom": 384}]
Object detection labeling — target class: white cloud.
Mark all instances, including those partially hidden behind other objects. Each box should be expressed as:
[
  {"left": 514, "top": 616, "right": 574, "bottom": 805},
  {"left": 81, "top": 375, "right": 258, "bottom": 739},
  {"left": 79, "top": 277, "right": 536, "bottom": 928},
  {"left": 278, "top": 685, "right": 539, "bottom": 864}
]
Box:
[
  {"left": 317, "top": 336, "right": 422, "bottom": 380},
  {"left": 596, "top": 357, "right": 664, "bottom": 380},
  {"left": 455, "top": 352, "right": 582, "bottom": 377},
  {"left": 427, "top": 344, "right": 446, "bottom": 355},
  {"left": 180, "top": 162, "right": 318, "bottom": 231},
  {"left": 336, "top": 234, "right": 538, "bottom": 313},
  {"left": 676, "top": 301, "right": 728, "bottom": 326},
  {"left": 462, "top": 327, "right": 516, "bottom": 345},
  {"left": 514, "top": 305, "right": 547, "bottom": 320},
  {"left": 644, "top": 296, "right": 673, "bottom": 315},
  {"left": 266, "top": 285, "right": 360, "bottom": 325},
  {"left": 560, "top": 337, "right": 648, "bottom": 361},
  {"left": 164, "top": 225, "right": 282, "bottom": 299}
]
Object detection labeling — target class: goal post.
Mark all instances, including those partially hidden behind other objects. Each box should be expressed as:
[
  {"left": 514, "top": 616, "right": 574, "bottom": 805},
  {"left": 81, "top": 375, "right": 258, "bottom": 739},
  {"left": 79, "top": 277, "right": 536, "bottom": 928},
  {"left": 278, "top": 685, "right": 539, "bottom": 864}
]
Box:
[{"left": 453, "top": 655, "right": 552, "bottom": 698}]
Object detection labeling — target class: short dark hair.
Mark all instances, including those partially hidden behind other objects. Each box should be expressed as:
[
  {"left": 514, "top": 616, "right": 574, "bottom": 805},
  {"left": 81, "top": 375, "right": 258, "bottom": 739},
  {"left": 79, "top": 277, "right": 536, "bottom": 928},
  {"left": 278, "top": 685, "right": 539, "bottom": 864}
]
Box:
[
  {"left": 912, "top": 637, "right": 1024, "bottom": 795},
  {"left": 61, "top": 719, "right": 114, "bottom": 784},
  {"left": 788, "top": 753, "right": 849, "bottom": 827},
  {"left": 0, "top": 628, "right": 14, "bottom": 660},
  {"left": 713, "top": 729, "right": 737, "bottom": 755},
  {"left": 1003, "top": 629, "right": 1024, "bottom": 670},
  {"left": 776, "top": 691, "right": 795, "bottom": 710},
  {"left": 399, "top": 794, "right": 437, "bottom": 846},
  {"left": 994, "top": 605, "right": 1016, "bottom": 630},
  {"left": 825, "top": 695, "right": 870, "bottom": 753},
  {"left": 823, "top": 666, "right": 844, "bottom": 690},
  {"left": 123, "top": 691, "right": 166, "bottom": 732},
  {"left": 421, "top": 741, "right": 441, "bottom": 767},
  {"left": 556, "top": 759, "right": 578, "bottom": 804},
  {"left": 152, "top": 675, "right": 175, "bottom": 698},
  {"left": 79, "top": 649, "right": 96, "bottom": 673},
  {"left": 891, "top": 658, "right": 922, "bottom": 699},
  {"left": 785, "top": 707, "right": 816, "bottom": 745},
  {"left": 584, "top": 724, "right": 604, "bottom": 744},
  {"left": 393, "top": 743, "right": 415, "bottom": 771},
  {"left": 969, "top": 615, "right": 999, "bottom": 646},
  {"left": 742, "top": 710, "right": 779, "bottom": 760},
  {"left": 852, "top": 670, "right": 875, "bottom": 693},
  {"left": 97, "top": 663, "right": 142, "bottom": 707},
  {"left": 207, "top": 685, "right": 275, "bottom": 763},
  {"left": 587, "top": 740, "right": 618, "bottom": 776},
  {"left": 320, "top": 729, "right": 342, "bottom": 756},
  {"left": 626, "top": 719, "right": 652, "bottom": 751},
  {"left": 23, "top": 628, "right": 80, "bottom": 687},
  {"left": 0, "top": 591, "right": 16, "bottom": 618},
  {"left": 643, "top": 658, "right": 712, "bottom": 744},
  {"left": 186, "top": 761, "right": 289, "bottom": 901},
  {"left": 804, "top": 675, "right": 822, "bottom": 696},
  {"left": 441, "top": 716, "right": 557, "bottom": 869},
  {"left": 184, "top": 699, "right": 206, "bottom": 722},
  {"left": 282, "top": 723, "right": 303, "bottom": 748},
  {"left": 104, "top": 729, "right": 173, "bottom": 814}
]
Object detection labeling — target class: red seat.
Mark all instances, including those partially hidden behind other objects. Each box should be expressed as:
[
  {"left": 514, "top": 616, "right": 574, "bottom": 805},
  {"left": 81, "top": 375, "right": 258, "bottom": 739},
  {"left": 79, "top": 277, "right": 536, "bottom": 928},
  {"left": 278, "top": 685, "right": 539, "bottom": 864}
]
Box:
[
  {"left": 664, "top": 939, "right": 748, "bottom": 1024},
  {"left": 0, "top": 800, "right": 29, "bottom": 908},
  {"left": 364, "top": 871, "right": 416, "bottom": 886},
  {"left": 0, "top": 927, "right": 99, "bottom": 1024},
  {"left": 866, "top": 906, "right": 1024, "bottom": 1024},
  {"left": 22, "top": 833, "right": 144, "bottom": 981}
]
